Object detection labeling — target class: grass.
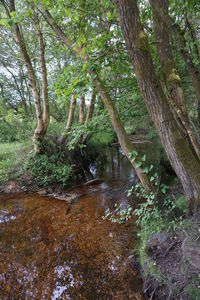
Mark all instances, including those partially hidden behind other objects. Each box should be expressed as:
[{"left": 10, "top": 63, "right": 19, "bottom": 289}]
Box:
[{"left": 0, "top": 141, "right": 33, "bottom": 184}]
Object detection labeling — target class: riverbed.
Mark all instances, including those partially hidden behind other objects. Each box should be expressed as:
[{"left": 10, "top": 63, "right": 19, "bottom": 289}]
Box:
[{"left": 0, "top": 147, "right": 147, "bottom": 299}]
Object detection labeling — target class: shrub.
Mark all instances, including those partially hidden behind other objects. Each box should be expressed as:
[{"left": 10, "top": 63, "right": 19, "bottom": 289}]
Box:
[{"left": 27, "top": 152, "right": 72, "bottom": 187}]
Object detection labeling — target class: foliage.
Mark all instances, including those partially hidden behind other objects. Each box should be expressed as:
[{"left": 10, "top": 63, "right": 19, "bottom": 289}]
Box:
[
  {"left": 0, "top": 141, "right": 32, "bottom": 183},
  {"left": 68, "top": 111, "right": 116, "bottom": 150},
  {"left": 27, "top": 151, "right": 72, "bottom": 187}
]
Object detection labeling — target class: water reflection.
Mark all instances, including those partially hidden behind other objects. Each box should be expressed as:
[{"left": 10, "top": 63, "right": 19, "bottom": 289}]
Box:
[
  {"left": 0, "top": 191, "right": 144, "bottom": 299},
  {"left": 0, "top": 147, "right": 146, "bottom": 299}
]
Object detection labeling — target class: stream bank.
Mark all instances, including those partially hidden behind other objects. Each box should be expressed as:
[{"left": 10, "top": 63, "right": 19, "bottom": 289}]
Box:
[{"left": 1, "top": 141, "right": 197, "bottom": 299}]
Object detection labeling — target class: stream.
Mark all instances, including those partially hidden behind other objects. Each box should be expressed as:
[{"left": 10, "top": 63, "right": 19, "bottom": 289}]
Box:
[{"left": 0, "top": 147, "right": 150, "bottom": 299}]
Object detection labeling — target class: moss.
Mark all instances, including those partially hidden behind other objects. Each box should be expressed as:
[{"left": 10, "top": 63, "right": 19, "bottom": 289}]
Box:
[
  {"left": 167, "top": 68, "right": 181, "bottom": 84},
  {"left": 136, "top": 30, "right": 149, "bottom": 52}
]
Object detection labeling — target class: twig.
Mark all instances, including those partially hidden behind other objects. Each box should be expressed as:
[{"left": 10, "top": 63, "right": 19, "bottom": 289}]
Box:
[
  {"left": 150, "top": 286, "right": 157, "bottom": 300},
  {"left": 164, "top": 242, "right": 176, "bottom": 257}
]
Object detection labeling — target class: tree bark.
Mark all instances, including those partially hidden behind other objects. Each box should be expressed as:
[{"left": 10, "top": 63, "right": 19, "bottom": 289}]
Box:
[
  {"left": 85, "top": 89, "right": 96, "bottom": 124},
  {"left": 42, "top": 8, "right": 153, "bottom": 192},
  {"left": 150, "top": 0, "right": 200, "bottom": 160},
  {"left": 184, "top": 5, "right": 200, "bottom": 61},
  {"left": 79, "top": 94, "right": 85, "bottom": 124},
  {"left": 172, "top": 23, "right": 200, "bottom": 127},
  {"left": 115, "top": 0, "right": 200, "bottom": 209},
  {"left": 8, "top": 0, "right": 44, "bottom": 151},
  {"left": 59, "top": 92, "right": 77, "bottom": 143},
  {"left": 66, "top": 93, "right": 77, "bottom": 131},
  {"left": 33, "top": 7, "right": 50, "bottom": 134}
]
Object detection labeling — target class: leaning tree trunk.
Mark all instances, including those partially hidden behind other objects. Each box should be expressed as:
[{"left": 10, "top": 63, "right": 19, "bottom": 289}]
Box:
[
  {"left": 150, "top": 0, "right": 200, "bottom": 160},
  {"left": 115, "top": 0, "right": 200, "bottom": 210},
  {"left": 42, "top": 8, "right": 154, "bottom": 192}
]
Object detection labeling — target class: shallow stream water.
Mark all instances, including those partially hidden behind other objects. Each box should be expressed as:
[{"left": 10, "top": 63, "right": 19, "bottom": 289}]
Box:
[{"left": 0, "top": 147, "right": 148, "bottom": 299}]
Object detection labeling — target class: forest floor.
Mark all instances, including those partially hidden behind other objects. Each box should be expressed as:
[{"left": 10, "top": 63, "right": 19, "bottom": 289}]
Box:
[{"left": 141, "top": 211, "right": 200, "bottom": 299}]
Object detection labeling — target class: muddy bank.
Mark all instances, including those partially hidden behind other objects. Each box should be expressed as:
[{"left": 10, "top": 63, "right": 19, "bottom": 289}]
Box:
[{"left": 139, "top": 213, "right": 200, "bottom": 300}]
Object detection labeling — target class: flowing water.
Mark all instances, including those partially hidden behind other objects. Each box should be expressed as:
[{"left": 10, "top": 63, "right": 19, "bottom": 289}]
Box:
[{"left": 0, "top": 147, "right": 148, "bottom": 300}]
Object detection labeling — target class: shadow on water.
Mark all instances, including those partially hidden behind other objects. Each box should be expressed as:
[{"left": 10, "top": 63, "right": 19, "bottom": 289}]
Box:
[{"left": 0, "top": 147, "right": 149, "bottom": 299}]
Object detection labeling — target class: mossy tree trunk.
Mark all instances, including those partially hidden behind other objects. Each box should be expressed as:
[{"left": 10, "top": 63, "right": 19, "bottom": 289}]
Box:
[
  {"left": 150, "top": 0, "right": 200, "bottom": 159},
  {"left": 116, "top": 0, "right": 200, "bottom": 210},
  {"left": 172, "top": 23, "right": 200, "bottom": 128}
]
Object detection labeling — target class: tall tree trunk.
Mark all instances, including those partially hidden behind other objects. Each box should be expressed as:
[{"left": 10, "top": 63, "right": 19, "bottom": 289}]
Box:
[
  {"left": 85, "top": 89, "right": 96, "bottom": 124},
  {"left": 115, "top": 0, "right": 200, "bottom": 210},
  {"left": 66, "top": 93, "right": 77, "bottom": 131},
  {"left": 172, "top": 23, "right": 200, "bottom": 127},
  {"left": 150, "top": 0, "right": 200, "bottom": 159},
  {"left": 42, "top": 8, "right": 153, "bottom": 192},
  {"left": 8, "top": 0, "right": 44, "bottom": 151},
  {"left": 19, "top": 71, "right": 29, "bottom": 116},
  {"left": 79, "top": 94, "right": 85, "bottom": 124},
  {"left": 81, "top": 89, "right": 96, "bottom": 144},
  {"left": 184, "top": 5, "right": 200, "bottom": 61},
  {"left": 33, "top": 7, "right": 50, "bottom": 134},
  {"left": 59, "top": 92, "right": 77, "bottom": 143}
]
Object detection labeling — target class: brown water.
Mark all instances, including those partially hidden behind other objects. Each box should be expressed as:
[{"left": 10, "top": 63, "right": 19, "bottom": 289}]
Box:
[{"left": 0, "top": 148, "right": 146, "bottom": 299}]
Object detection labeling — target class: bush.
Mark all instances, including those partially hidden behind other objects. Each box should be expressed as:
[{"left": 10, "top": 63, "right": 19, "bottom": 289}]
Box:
[{"left": 27, "top": 152, "right": 72, "bottom": 187}]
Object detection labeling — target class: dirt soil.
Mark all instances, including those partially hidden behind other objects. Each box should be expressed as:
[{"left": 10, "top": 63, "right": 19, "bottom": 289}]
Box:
[{"left": 143, "top": 216, "right": 200, "bottom": 299}]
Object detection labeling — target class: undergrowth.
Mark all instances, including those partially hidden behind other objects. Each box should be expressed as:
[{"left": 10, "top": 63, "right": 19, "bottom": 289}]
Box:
[
  {"left": 0, "top": 141, "right": 32, "bottom": 184},
  {"left": 27, "top": 151, "right": 72, "bottom": 187},
  {"left": 103, "top": 150, "right": 200, "bottom": 299}
]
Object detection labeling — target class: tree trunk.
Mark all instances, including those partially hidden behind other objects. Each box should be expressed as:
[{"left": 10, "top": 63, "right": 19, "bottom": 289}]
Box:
[
  {"left": 184, "top": 6, "right": 200, "bottom": 61},
  {"left": 172, "top": 23, "right": 200, "bottom": 127},
  {"left": 115, "top": 0, "right": 200, "bottom": 210},
  {"left": 79, "top": 94, "right": 85, "bottom": 124},
  {"left": 85, "top": 89, "right": 96, "bottom": 124},
  {"left": 42, "top": 8, "right": 153, "bottom": 192},
  {"left": 150, "top": 0, "right": 200, "bottom": 159},
  {"left": 92, "top": 74, "right": 154, "bottom": 191},
  {"left": 33, "top": 7, "right": 50, "bottom": 134},
  {"left": 9, "top": 0, "right": 44, "bottom": 151},
  {"left": 59, "top": 92, "right": 77, "bottom": 143}
]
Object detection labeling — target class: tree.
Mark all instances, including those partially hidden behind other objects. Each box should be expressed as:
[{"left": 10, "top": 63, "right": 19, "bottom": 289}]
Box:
[
  {"left": 150, "top": 0, "right": 200, "bottom": 159},
  {"left": 0, "top": 0, "right": 50, "bottom": 151},
  {"left": 41, "top": 6, "right": 154, "bottom": 192},
  {"left": 115, "top": 0, "right": 200, "bottom": 210}
]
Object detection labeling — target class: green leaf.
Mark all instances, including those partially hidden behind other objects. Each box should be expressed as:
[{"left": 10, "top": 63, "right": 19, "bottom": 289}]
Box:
[
  {"left": 82, "top": 63, "right": 87, "bottom": 71},
  {"left": 141, "top": 154, "right": 146, "bottom": 162},
  {"left": 150, "top": 176, "right": 155, "bottom": 182},
  {"left": 129, "top": 150, "right": 138, "bottom": 162},
  {"left": 0, "top": 19, "right": 9, "bottom": 27},
  {"left": 136, "top": 161, "right": 142, "bottom": 168},
  {"left": 142, "top": 166, "right": 149, "bottom": 174},
  {"left": 107, "top": 11, "right": 112, "bottom": 21},
  {"left": 149, "top": 164, "right": 154, "bottom": 171}
]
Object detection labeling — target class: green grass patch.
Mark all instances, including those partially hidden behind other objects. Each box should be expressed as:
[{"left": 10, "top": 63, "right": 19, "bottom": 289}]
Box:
[{"left": 0, "top": 141, "right": 32, "bottom": 184}]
